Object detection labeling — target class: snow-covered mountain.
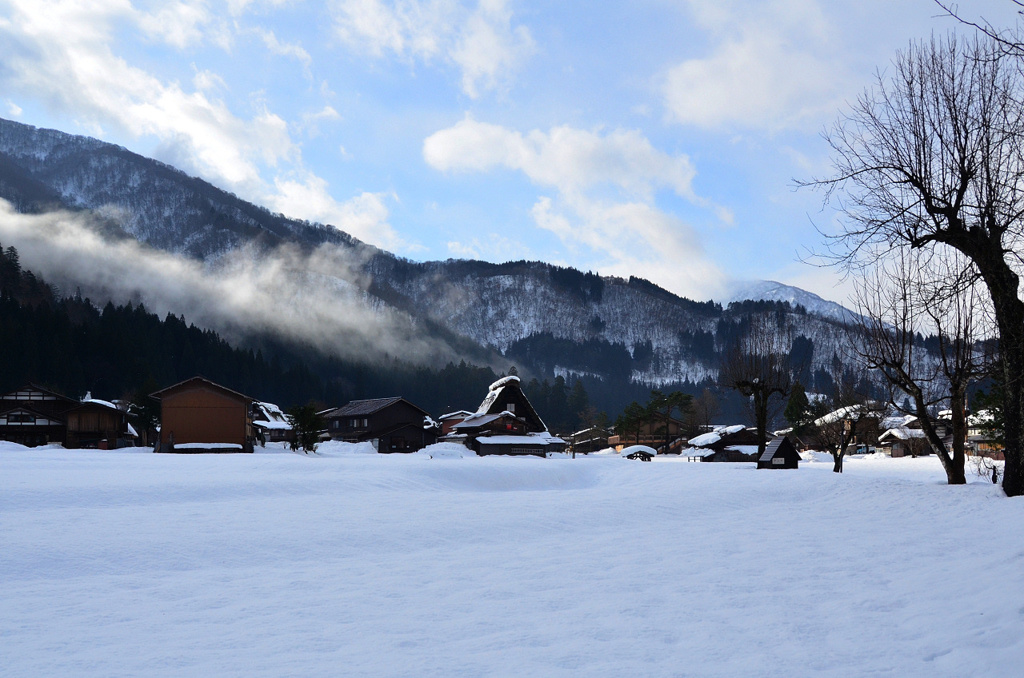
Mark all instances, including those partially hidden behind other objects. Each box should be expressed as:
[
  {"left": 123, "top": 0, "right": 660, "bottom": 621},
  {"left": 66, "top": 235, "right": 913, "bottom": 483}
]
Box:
[
  {"left": 727, "top": 280, "right": 857, "bottom": 324},
  {"left": 0, "top": 117, "right": 862, "bottom": 390}
]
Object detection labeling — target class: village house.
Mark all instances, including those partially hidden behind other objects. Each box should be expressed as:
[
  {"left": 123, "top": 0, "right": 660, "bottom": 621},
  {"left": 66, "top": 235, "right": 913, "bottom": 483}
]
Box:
[
  {"left": 65, "top": 396, "right": 137, "bottom": 449},
  {"left": 0, "top": 384, "right": 77, "bottom": 447},
  {"left": 686, "top": 425, "right": 762, "bottom": 462},
  {"left": 442, "top": 376, "right": 565, "bottom": 457},
  {"left": 437, "top": 410, "right": 475, "bottom": 436},
  {"left": 151, "top": 376, "right": 255, "bottom": 453},
  {"left": 324, "top": 397, "right": 436, "bottom": 453},
  {"left": 606, "top": 414, "right": 687, "bottom": 453},
  {"left": 251, "top": 401, "right": 295, "bottom": 444}
]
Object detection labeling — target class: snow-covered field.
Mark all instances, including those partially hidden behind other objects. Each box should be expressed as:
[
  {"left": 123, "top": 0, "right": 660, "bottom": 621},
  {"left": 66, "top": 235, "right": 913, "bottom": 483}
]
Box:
[{"left": 2, "top": 442, "right": 1021, "bottom": 677}]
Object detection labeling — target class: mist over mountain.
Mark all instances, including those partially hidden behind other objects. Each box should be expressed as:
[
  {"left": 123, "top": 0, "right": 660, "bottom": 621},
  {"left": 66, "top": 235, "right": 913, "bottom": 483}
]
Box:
[{"left": 0, "top": 117, "right": 867, "bottom": 408}]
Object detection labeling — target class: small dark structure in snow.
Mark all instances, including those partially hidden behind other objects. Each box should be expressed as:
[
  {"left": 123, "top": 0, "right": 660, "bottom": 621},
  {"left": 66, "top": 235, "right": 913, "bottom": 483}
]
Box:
[
  {"left": 151, "top": 377, "right": 255, "bottom": 453},
  {"left": 324, "top": 397, "right": 435, "bottom": 453},
  {"left": 757, "top": 436, "right": 800, "bottom": 469},
  {"left": 0, "top": 384, "right": 76, "bottom": 447}
]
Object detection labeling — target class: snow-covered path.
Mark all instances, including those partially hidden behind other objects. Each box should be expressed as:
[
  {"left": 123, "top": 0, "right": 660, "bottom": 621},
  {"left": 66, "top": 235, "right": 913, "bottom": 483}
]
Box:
[{"left": 2, "top": 444, "right": 1021, "bottom": 677}]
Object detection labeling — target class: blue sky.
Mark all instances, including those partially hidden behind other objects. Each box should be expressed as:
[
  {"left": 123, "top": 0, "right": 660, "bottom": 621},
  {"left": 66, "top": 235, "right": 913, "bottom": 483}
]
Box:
[{"left": 0, "top": 0, "right": 1017, "bottom": 304}]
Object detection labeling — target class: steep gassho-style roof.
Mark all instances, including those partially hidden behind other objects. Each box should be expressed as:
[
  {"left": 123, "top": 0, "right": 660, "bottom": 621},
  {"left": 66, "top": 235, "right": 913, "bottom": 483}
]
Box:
[
  {"left": 327, "top": 397, "right": 427, "bottom": 418},
  {"left": 476, "top": 376, "right": 521, "bottom": 414},
  {"left": 253, "top": 401, "right": 292, "bottom": 430}
]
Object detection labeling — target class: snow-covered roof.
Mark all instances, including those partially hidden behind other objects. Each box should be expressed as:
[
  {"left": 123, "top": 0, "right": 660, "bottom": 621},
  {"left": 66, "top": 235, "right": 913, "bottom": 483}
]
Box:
[
  {"left": 253, "top": 401, "right": 292, "bottom": 429},
  {"left": 620, "top": 444, "right": 657, "bottom": 457},
  {"left": 878, "top": 427, "right": 927, "bottom": 441},
  {"left": 439, "top": 410, "right": 474, "bottom": 420},
  {"left": 688, "top": 425, "right": 745, "bottom": 448},
  {"left": 453, "top": 411, "right": 517, "bottom": 429},
  {"left": 477, "top": 435, "right": 556, "bottom": 446},
  {"left": 688, "top": 431, "right": 722, "bottom": 447},
  {"left": 82, "top": 398, "right": 119, "bottom": 411},
  {"left": 127, "top": 422, "right": 139, "bottom": 438},
  {"left": 488, "top": 375, "right": 520, "bottom": 391},
  {"left": 813, "top": 405, "right": 866, "bottom": 427},
  {"left": 880, "top": 414, "right": 918, "bottom": 430}
]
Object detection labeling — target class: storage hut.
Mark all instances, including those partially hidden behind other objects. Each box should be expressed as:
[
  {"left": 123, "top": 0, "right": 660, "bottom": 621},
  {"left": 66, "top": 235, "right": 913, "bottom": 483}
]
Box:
[
  {"left": 757, "top": 436, "right": 800, "bottom": 469},
  {"left": 151, "top": 377, "right": 255, "bottom": 453}
]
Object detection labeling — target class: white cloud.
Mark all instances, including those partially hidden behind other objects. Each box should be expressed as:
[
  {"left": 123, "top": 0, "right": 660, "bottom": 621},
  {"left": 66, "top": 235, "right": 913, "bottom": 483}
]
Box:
[
  {"left": 663, "top": 0, "right": 848, "bottom": 130},
  {"left": 423, "top": 117, "right": 698, "bottom": 201},
  {"left": 531, "top": 194, "right": 727, "bottom": 300},
  {"left": 330, "top": 0, "right": 533, "bottom": 97},
  {"left": 0, "top": 0, "right": 406, "bottom": 252},
  {"left": 269, "top": 173, "right": 404, "bottom": 250},
  {"left": 251, "top": 26, "right": 313, "bottom": 75},
  {"left": 425, "top": 117, "right": 727, "bottom": 298},
  {"left": 6, "top": 100, "right": 22, "bottom": 116},
  {"left": 134, "top": 1, "right": 212, "bottom": 49}
]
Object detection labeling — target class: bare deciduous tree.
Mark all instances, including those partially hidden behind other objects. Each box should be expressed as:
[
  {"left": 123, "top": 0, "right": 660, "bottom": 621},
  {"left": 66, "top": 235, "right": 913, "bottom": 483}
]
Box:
[
  {"left": 853, "top": 251, "right": 992, "bottom": 484},
  {"left": 720, "top": 314, "right": 793, "bottom": 456},
  {"left": 804, "top": 34, "right": 1024, "bottom": 496}
]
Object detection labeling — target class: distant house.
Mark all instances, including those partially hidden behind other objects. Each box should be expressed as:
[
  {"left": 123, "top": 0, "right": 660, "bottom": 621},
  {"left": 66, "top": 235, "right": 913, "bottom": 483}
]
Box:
[
  {"left": 567, "top": 424, "right": 611, "bottom": 455},
  {"left": 151, "top": 377, "right": 255, "bottom": 453},
  {"left": 438, "top": 410, "right": 474, "bottom": 436},
  {"left": 967, "top": 409, "right": 1003, "bottom": 460},
  {"left": 324, "top": 397, "right": 435, "bottom": 453},
  {"left": 757, "top": 436, "right": 800, "bottom": 469},
  {"left": 0, "top": 384, "right": 76, "bottom": 447},
  {"left": 878, "top": 427, "right": 931, "bottom": 458},
  {"left": 252, "top": 401, "right": 295, "bottom": 444},
  {"left": 607, "top": 414, "right": 686, "bottom": 453},
  {"left": 686, "top": 425, "right": 761, "bottom": 462},
  {"left": 443, "top": 376, "right": 565, "bottom": 457},
  {"left": 65, "top": 397, "right": 137, "bottom": 449}
]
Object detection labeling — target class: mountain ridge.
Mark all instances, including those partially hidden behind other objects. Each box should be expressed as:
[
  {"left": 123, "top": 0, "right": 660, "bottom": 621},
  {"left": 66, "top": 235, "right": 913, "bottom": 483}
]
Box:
[{"left": 0, "top": 116, "right": 862, "bottom": 396}]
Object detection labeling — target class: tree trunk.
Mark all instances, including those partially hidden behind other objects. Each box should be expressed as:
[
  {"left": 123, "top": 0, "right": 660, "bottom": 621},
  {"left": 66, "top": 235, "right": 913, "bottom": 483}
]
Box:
[
  {"left": 833, "top": 452, "right": 844, "bottom": 473},
  {"left": 969, "top": 250, "right": 1024, "bottom": 496}
]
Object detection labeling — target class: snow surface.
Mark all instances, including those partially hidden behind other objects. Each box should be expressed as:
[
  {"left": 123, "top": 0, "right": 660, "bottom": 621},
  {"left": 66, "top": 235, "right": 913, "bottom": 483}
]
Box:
[
  {"left": 619, "top": 444, "right": 658, "bottom": 457},
  {"left": 2, "top": 442, "right": 1022, "bottom": 677}
]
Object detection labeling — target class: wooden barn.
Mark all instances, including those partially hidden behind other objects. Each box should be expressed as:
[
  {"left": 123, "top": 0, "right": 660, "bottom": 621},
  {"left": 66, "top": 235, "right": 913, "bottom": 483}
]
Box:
[
  {"left": 324, "top": 397, "right": 436, "bottom": 453},
  {"left": 66, "top": 398, "right": 136, "bottom": 449},
  {"left": 476, "top": 376, "right": 548, "bottom": 432},
  {"left": 0, "top": 384, "right": 76, "bottom": 447},
  {"left": 151, "top": 377, "right": 255, "bottom": 453},
  {"left": 757, "top": 436, "right": 800, "bottom": 469}
]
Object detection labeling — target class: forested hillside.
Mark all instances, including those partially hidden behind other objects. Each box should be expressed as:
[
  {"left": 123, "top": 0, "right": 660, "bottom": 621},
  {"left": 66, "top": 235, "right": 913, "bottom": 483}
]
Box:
[{"left": 0, "top": 244, "right": 610, "bottom": 430}]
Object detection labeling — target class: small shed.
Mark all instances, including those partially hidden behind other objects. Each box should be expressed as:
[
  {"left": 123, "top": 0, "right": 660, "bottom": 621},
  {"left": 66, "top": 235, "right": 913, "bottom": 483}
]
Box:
[{"left": 757, "top": 436, "right": 800, "bottom": 469}]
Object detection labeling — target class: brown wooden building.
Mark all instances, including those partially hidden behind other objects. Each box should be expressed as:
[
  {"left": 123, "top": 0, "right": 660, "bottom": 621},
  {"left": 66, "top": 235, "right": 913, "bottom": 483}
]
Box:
[
  {"left": 325, "top": 397, "right": 436, "bottom": 453},
  {"left": 66, "top": 399, "right": 136, "bottom": 449},
  {"left": 607, "top": 415, "right": 686, "bottom": 452},
  {"left": 0, "top": 384, "right": 76, "bottom": 447},
  {"left": 151, "top": 377, "right": 255, "bottom": 453}
]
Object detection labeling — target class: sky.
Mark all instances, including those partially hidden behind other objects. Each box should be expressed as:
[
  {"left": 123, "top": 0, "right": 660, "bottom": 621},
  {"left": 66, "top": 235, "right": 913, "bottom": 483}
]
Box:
[{"left": 0, "top": 0, "right": 1018, "bottom": 306}]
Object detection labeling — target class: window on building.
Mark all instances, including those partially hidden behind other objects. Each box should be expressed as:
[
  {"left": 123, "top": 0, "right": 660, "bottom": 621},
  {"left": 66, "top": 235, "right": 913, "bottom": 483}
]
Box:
[{"left": 506, "top": 403, "right": 515, "bottom": 413}]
